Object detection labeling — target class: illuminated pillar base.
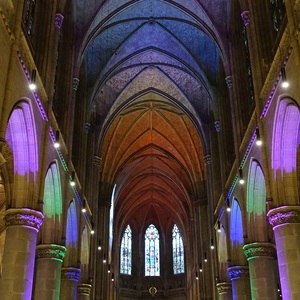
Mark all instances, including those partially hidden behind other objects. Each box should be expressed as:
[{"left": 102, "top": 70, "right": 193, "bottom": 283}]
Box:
[
  {"left": 216, "top": 282, "right": 232, "bottom": 300},
  {"left": 228, "top": 266, "right": 251, "bottom": 300},
  {"left": 243, "top": 242, "right": 278, "bottom": 299},
  {"left": 33, "top": 244, "right": 66, "bottom": 299},
  {"left": 78, "top": 283, "right": 92, "bottom": 300},
  {"left": 0, "top": 208, "right": 43, "bottom": 299},
  {"left": 268, "top": 206, "right": 300, "bottom": 299},
  {"left": 60, "top": 267, "right": 81, "bottom": 300}
]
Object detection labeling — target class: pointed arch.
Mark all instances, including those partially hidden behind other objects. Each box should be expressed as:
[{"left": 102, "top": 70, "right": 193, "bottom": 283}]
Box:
[
  {"left": 42, "top": 161, "right": 63, "bottom": 244},
  {"left": 172, "top": 224, "right": 184, "bottom": 274},
  {"left": 272, "top": 98, "right": 300, "bottom": 204},
  {"left": 65, "top": 200, "right": 78, "bottom": 266},
  {"left": 80, "top": 226, "right": 90, "bottom": 281},
  {"left": 230, "top": 198, "right": 244, "bottom": 248},
  {"left": 120, "top": 224, "right": 132, "bottom": 275},
  {"left": 247, "top": 159, "right": 267, "bottom": 241},
  {"left": 5, "top": 101, "right": 38, "bottom": 207},
  {"left": 145, "top": 224, "right": 160, "bottom": 276}
]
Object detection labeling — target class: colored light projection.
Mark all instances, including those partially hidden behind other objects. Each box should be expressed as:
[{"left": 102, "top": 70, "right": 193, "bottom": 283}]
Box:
[
  {"left": 80, "top": 226, "right": 90, "bottom": 280},
  {"left": 65, "top": 201, "right": 78, "bottom": 265},
  {"left": 145, "top": 224, "right": 160, "bottom": 276},
  {"left": 217, "top": 225, "right": 228, "bottom": 276},
  {"left": 230, "top": 199, "right": 244, "bottom": 248},
  {"left": 6, "top": 104, "right": 38, "bottom": 181},
  {"left": 120, "top": 225, "right": 132, "bottom": 275},
  {"left": 172, "top": 224, "right": 185, "bottom": 274},
  {"left": 247, "top": 160, "right": 266, "bottom": 241},
  {"left": 272, "top": 100, "right": 300, "bottom": 203},
  {"left": 42, "top": 162, "right": 62, "bottom": 243}
]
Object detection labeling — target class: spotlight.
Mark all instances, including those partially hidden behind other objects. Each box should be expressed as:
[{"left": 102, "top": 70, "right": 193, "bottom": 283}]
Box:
[
  {"left": 226, "top": 200, "right": 231, "bottom": 212},
  {"left": 210, "top": 239, "right": 214, "bottom": 250},
  {"left": 98, "top": 239, "right": 102, "bottom": 251},
  {"left": 54, "top": 131, "right": 60, "bottom": 148},
  {"left": 199, "top": 263, "right": 203, "bottom": 272},
  {"left": 255, "top": 128, "right": 262, "bottom": 146},
  {"left": 281, "top": 67, "right": 289, "bottom": 88},
  {"left": 204, "top": 252, "right": 207, "bottom": 262},
  {"left": 239, "top": 169, "right": 245, "bottom": 185},
  {"left": 108, "top": 264, "right": 111, "bottom": 273},
  {"left": 81, "top": 200, "right": 87, "bottom": 213},
  {"left": 217, "top": 221, "right": 221, "bottom": 233},
  {"left": 103, "top": 254, "right": 107, "bottom": 263},
  {"left": 70, "top": 171, "right": 76, "bottom": 187},
  {"left": 195, "top": 271, "right": 199, "bottom": 280},
  {"left": 29, "top": 69, "right": 37, "bottom": 90},
  {"left": 111, "top": 273, "right": 114, "bottom": 282}
]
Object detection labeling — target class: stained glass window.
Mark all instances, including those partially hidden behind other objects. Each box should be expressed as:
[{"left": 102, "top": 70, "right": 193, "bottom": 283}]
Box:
[
  {"left": 172, "top": 224, "right": 184, "bottom": 274},
  {"left": 120, "top": 225, "right": 132, "bottom": 275},
  {"left": 145, "top": 224, "right": 160, "bottom": 276}
]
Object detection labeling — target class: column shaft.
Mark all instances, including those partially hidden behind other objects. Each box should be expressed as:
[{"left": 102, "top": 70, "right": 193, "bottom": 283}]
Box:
[
  {"left": 228, "top": 266, "right": 251, "bottom": 300},
  {"left": 243, "top": 242, "right": 278, "bottom": 299},
  {"left": 77, "top": 283, "right": 92, "bottom": 300},
  {"left": 216, "top": 282, "right": 232, "bottom": 300},
  {"left": 0, "top": 208, "right": 43, "bottom": 299},
  {"left": 268, "top": 206, "right": 300, "bottom": 299},
  {"left": 60, "top": 267, "right": 81, "bottom": 300},
  {"left": 33, "top": 244, "right": 66, "bottom": 299}
]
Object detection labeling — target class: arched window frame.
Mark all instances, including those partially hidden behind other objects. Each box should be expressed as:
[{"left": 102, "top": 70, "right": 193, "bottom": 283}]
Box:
[
  {"left": 172, "top": 224, "right": 185, "bottom": 274},
  {"left": 145, "top": 224, "right": 160, "bottom": 276},
  {"left": 120, "top": 224, "right": 132, "bottom": 275}
]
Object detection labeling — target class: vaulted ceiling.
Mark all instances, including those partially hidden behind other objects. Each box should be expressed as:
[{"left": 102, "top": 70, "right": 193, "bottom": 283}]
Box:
[{"left": 73, "top": 0, "right": 230, "bottom": 236}]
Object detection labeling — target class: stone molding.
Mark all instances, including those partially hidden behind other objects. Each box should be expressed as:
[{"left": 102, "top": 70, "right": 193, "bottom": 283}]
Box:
[
  {"left": 203, "top": 154, "right": 211, "bottom": 165},
  {"left": 61, "top": 267, "right": 81, "bottom": 281},
  {"left": 225, "top": 76, "right": 233, "bottom": 88},
  {"left": 4, "top": 208, "right": 44, "bottom": 231},
  {"left": 93, "top": 156, "right": 102, "bottom": 167},
  {"left": 36, "top": 244, "right": 66, "bottom": 262},
  {"left": 241, "top": 11, "right": 251, "bottom": 26},
  {"left": 55, "top": 13, "right": 64, "bottom": 29},
  {"left": 214, "top": 121, "right": 221, "bottom": 132},
  {"left": 78, "top": 283, "right": 92, "bottom": 295},
  {"left": 267, "top": 206, "right": 300, "bottom": 229},
  {"left": 216, "top": 282, "right": 232, "bottom": 295},
  {"left": 228, "top": 266, "right": 249, "bottom": 280},
  {"left": 73, "top": 78, "right": 80, "bottom": 91},
  {"left": 243, "top": 242, "right": 276, "bottom": 260}
]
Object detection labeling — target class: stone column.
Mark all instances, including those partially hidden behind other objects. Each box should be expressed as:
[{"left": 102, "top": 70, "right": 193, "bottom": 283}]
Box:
[
  {"left": 78, "top": 283, "right": 92, "bottom": 300},
  {"left": 60, "top": 267, "right": 81, "bottom": 300},
  {"left": 0, "top": 208, "right": 43, "bottom": 299},
  {"left": 228, "top": 266, "right": 251, "bottom": 300},
  {"left": 243, "top": 242, "right": 278, "bottom": 299},
  {"left": 267, "top": 206, "right": 300, "bottom": 299},
  {"left": 33, "top": 244, "right": 66, "bottom": 299},
  {"left": 216, "top": 282, "right": 232, "bottom": 300}
]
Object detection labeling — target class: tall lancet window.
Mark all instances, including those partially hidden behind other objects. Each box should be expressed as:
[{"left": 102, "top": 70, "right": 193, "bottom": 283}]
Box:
[
  {"left": 145, "top": 224, "right": 160, "bottom": 276},
  {"left": 172, "top": 224, "right": 185, "bottom": 274},
  {"left": 120, "top": 225, "right": 132, "bottom": 275}
]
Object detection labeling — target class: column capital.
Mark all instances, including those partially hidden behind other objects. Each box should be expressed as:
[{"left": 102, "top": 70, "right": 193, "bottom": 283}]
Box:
[
  {"left": 78, "top": 283, "right": 92, "bottom": 295},
  {"left": 267, "top": 206, "right": 300, "bottom": 229},
  {"left": 61, "top": 267, "right": 81, "bottom": 282},
  {"left": 225, "top": 76, "right": 233, "bottom": 88},
  {"left": 73, "top": 78, "right": 80, "bottom": 91},
  {"left": 3, "top": 208, "right": 44, "bottom": 231},
  {"left": 228, "top": 266, "right": 249, "bottom": 280},
  {"left": 36, "top": 244, "right": 67, "bottom": 262},
  {"left": 203, "top": 154, "right": 211, "bottom": 165},
  {"left": 241, "top": 11, "right": 251, "bottom": 26},
  {"left": 216, "top": 282, "right": 232, "bottom": 295},
  {"left": 243, "top": 242, "right": 276, "bottom": 260},
  {"left": 55, "top": 13, "right": 64, "bottom": 29}
]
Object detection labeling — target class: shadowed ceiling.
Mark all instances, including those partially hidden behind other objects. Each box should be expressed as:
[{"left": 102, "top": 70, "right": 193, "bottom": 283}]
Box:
[{"left": 74, "top": 0, "right": 230, "bottom": 235}]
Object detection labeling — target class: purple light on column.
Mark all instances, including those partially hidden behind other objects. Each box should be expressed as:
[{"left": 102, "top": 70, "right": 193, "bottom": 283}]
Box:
[{"left": 230, "top": 199, "right": 244, "bottom": 247}]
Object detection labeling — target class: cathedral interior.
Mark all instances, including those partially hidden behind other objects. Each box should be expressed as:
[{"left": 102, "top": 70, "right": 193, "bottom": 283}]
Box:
[{"left": 0, "top": 0, "right": 299, "bottom": 299}]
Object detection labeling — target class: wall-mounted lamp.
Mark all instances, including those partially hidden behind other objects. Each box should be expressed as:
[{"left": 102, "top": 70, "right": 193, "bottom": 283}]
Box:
[
  {"left": 210, "top": 239, "right": 214, "bottom": 250},
  {"left": 29, "top": 69, "right": 37, "bottom": 90},
  {"left": 239, "top": 169, "right": 245, "bottom": 185},
  {"left": 199, "top": 263, "right": 203, "bottom": 272},
  {"left": 226, "top": 199, "right": 231, "bottom": 212},
  {"left": 281, "top": 67, "right": 289, "bottom": 88},
  {"left": 81, "top": 200, "right": 87, "bottom": 213},
  {"left": 204, "top": 252, "right": 207, "bottom": 262},
  {"left": 54, "top": 130, "right": 60, "bottom": 148},
  {"left": 103, "top": 254, "right": 107, "bottom": 263},
  {"left": 217, "top": 221, "right": 221, "bottom": 233},
  {"left": 108, "top": 264, "right": 111, "bottom": 273},
  {"left": 255, "top": 128, "right": 262, "bottom": 146},
  {"left": 111, "top": 273, "right": 114, "bottom": 282},
  {"left": 195, "top": 271, "right": 199, "bottom": 280},
  {"left": 90, "top": 222, "right": 95, "bottom": 235},
  {"left": 98, "top": 239, "right": 102, "bottom": 251},
  {"left": 70, "top": 171, "right": 76, "bottom": 187}
]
